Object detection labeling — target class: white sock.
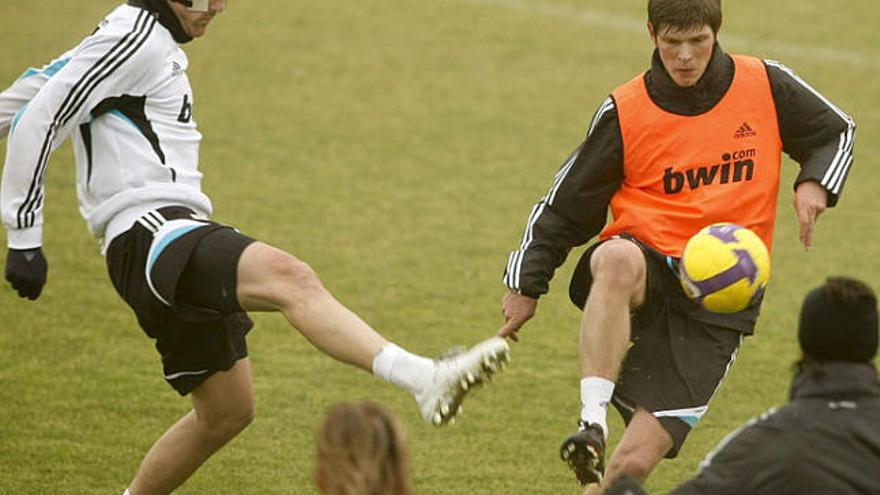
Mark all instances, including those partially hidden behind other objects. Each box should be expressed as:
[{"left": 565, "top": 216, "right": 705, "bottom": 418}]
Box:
[
  {"left": 372, "top": 343, "right": 434, "bottom": 395},
  {"left": 580, "top": 376, "right": 614, "bottom": 438},
  {"left": 123, "top": 490, "right": 131, "bottom": 495}
]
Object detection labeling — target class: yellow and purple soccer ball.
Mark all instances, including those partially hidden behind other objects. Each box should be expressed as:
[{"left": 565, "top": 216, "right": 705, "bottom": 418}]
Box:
[{"left": 679, "top": 223, "right": 771, "bottom": 313}]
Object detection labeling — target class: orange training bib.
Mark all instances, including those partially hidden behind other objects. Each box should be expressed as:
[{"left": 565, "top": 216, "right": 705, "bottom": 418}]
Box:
[{"left": 601, "top": 55, "right": 783, "bottom": 256}]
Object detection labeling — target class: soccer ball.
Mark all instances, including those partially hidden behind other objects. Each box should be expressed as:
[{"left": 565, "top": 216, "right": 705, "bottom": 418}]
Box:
[{"left": 679, "top": 223, "right": 770, "bottom": 313}]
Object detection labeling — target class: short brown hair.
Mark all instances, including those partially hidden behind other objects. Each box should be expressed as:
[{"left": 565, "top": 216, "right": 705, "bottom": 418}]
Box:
[
  {"left": 315, "top": 402, "right": 413, "bottom": 495},
  {"left": 648, "top": 0, "right": 722, "bottom": 35}
]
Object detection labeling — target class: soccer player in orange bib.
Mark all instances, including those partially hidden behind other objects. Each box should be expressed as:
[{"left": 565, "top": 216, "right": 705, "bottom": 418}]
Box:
[{"left": 496, "top": 0, "right": 855, "bottom": 491}]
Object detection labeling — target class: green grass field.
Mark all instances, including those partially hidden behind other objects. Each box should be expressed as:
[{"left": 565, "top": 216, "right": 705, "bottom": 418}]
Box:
[{"left": 1, "top": 1, "right": 878, "bottom": 493}]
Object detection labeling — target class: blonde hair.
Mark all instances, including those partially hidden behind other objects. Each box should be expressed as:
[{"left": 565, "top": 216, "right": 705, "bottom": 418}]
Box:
[{"left": 315, "top": 402, "right": 413, "bottom": 495}]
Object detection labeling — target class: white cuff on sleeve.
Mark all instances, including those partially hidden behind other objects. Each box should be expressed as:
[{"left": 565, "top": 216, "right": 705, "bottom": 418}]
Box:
[{"left": 6, "top": 226, "right": 42, "bottom": 249}]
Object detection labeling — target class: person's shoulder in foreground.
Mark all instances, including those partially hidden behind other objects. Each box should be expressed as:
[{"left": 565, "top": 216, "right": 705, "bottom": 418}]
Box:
[{"left": 606, "top": 277, "right": 880, "bottom": 495}]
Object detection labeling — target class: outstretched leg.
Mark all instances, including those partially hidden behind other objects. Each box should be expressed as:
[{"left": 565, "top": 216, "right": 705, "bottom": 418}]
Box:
[
  {"left": 236, "top": 241, "right": 387, "bottom": 370},
  {"left": 234, "top": 241, "right": 509, "bottom": 424}
]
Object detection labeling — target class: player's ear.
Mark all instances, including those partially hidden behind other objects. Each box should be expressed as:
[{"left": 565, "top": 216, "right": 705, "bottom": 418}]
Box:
[{"left": 647, "top": 21, "right": 658, "bottom": 45}]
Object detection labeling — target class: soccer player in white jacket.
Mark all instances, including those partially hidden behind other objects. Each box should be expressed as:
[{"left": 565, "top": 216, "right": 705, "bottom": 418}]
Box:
[{"left": 0, "top": 1, "right": 509, "bottom": 494}]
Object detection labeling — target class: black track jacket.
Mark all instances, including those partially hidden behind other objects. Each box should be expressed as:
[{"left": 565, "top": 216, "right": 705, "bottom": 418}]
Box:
[
  {"left": 503, "top": 44, "right": 856, "bottom": 299},
  {"left": 669, "top": 362, "right": 880, "bottom": 494}
]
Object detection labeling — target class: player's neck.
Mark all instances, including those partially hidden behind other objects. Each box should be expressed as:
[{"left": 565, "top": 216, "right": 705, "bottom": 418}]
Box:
[{"left": 128, "top": 0, "right": 193, "bottom": 43}]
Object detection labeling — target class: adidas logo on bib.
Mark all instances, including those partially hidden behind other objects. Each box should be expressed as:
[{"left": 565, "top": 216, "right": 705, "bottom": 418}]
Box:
[{"left": 734, "top": 122, "right": 757, "bottom": 139}]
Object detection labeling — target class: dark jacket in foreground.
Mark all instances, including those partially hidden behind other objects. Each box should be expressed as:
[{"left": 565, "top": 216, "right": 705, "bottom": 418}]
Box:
[{"left": 669, "top": 362, "right": 880, "bottom": 495}]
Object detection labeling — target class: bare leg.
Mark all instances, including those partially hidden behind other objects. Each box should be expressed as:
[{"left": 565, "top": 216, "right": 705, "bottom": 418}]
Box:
[
  {"left": 580, "top": 239, "right": 647, "bottom": 380},
  {"left": 562, "top": 239, "right": 648, "bottom": 485},
  {"left": 583, "top": 408, "right": 672, "bottom": 495},
  {"left": 128, "top": 359, "right": 255, "bottom": 495},
  {"left": 235, "top": 242, "right": 388, "bottom": 371},
  {"left": 233, "top": 241, "right": 509, "bottom": 426}
]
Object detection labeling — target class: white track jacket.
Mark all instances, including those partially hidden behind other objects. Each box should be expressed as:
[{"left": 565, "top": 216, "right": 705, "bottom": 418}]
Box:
[{"left": 1, "top": 4, "right": 211, "bottom": 253}]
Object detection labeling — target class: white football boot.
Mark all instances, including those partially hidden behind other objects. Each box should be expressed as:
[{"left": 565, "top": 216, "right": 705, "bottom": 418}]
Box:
[{"left": 416, "top": 336, "right": 511, "bottom": 426}]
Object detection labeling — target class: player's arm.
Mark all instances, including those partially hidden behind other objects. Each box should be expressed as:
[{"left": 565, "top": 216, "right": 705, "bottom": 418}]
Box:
[
  {"left": 0, "top": 67, "right": 56, "bottom": 141},
  {"left": 0, "top": 59, "right": 72, "bottom": 300},
  {"left": 763, "top": 60, "right": 856, "bottom": 250},
  {"left": 2, "top": 14, "right": 160, "bottom": 299},
  {"left": 499, "top": 97, "right": 623, "bottom": 340},
  {"left": 1, "top": 68, "right": 57, "bottom": 300},
  {"left": 1, "top": 67, "right": 64, "bottom": 300}
]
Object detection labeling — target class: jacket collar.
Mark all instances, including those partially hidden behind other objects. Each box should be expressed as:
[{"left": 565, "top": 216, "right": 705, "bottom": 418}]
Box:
[
  {"left": 127, "top": 0, "right": 192, "bottom": 44},
  {"left": 645, "top": 42, "right": 734, "bottom": 116},
  {"left": 790, "top": 361, "right": 880, "bottom": 401}
]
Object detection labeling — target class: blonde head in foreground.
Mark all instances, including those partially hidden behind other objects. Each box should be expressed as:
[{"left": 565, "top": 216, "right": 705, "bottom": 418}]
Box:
[{"left": 315, "top": 402, "right": 413, "bottom": 495}]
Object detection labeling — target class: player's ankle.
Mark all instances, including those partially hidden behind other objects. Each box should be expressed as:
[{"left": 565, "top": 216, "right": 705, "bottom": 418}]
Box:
[
  {"left": 580, "top": 376, "right": 614, "bottom": 437},
  {"left": 372, "top": 343, "right": 434, "bottom": 395}
]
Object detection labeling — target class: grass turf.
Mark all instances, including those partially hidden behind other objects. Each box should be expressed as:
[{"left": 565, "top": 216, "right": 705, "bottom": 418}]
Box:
[{"left": 1, "top": 1, "right": 878, "bottom": 493}]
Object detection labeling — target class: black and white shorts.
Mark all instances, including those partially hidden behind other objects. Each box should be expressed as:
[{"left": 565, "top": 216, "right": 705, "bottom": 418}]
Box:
[
  {"left": 569, "top": 234, "right": 761, "bottom": 458},
  {"left": 106, "top": 206, "right": 256, "bottom": 396}
]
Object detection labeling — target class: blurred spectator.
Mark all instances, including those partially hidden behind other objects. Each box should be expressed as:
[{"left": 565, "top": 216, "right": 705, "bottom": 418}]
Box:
[{"left": 315, "top": 402, "right": 413, "bottom": 495}]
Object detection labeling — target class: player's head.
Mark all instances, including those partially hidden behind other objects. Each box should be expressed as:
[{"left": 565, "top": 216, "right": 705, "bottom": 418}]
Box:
[
  {"left": 798, "top": 277, "right": 879, "bottom": 364},
  {"left": 166, "top": 0, "right": 226, "bottom": 38},
  {"left": 646, "top": 0, "right": 722, "bottom": 88},
  {"left": 314, "top": 401, "right": 413, "bottom": 495}
]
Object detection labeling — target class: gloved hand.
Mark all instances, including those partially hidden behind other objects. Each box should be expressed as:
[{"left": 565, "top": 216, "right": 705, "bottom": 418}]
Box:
[{"left": 5, "top": 247, "right": 48, "bottom": 300}]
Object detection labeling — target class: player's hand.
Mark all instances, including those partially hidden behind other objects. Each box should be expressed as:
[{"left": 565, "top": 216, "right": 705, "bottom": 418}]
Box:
[
  {"left": 5, "top": 247, "right": 48, "bottom": 300},
  {"left": 794, "top": 180, "right": 827, "bottom": 251},
  {"left": 498, "top": 290, "right": 537, "bottom": 342}
]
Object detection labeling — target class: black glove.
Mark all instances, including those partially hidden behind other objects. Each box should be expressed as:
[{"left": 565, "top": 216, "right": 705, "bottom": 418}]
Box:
[
  {"left": 605, "top": 474, "right": 649, "bottom": 495},
  {"left": 5, "top": 247, "right": 48, "bottom": 300}
]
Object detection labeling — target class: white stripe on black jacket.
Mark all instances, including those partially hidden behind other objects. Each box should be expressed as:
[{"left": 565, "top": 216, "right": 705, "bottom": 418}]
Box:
[{"left": 504, "top": 43, "right": 856, "bottom": 299}]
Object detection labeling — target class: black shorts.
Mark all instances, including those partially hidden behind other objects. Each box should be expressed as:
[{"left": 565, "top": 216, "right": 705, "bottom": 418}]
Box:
[
  {"left": 569, "top": 235, "right": 759, "bottom": 458},
  {"left": 106, "top": 206, "right": 256, "bottom": 396}
]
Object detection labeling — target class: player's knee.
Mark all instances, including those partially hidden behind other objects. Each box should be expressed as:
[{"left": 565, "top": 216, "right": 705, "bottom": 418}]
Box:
[
  {"left": 590, "top": 240, "right": 645, "bottom": 291},
  {"left": 265, "top": 251, "right": 327, "bottom": 302},
  {"left": 230, "top": 406, "right": 255, "bottom": 437},
  {"left": 199, "top": 400, "right": 255, "bottom": 441}
]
